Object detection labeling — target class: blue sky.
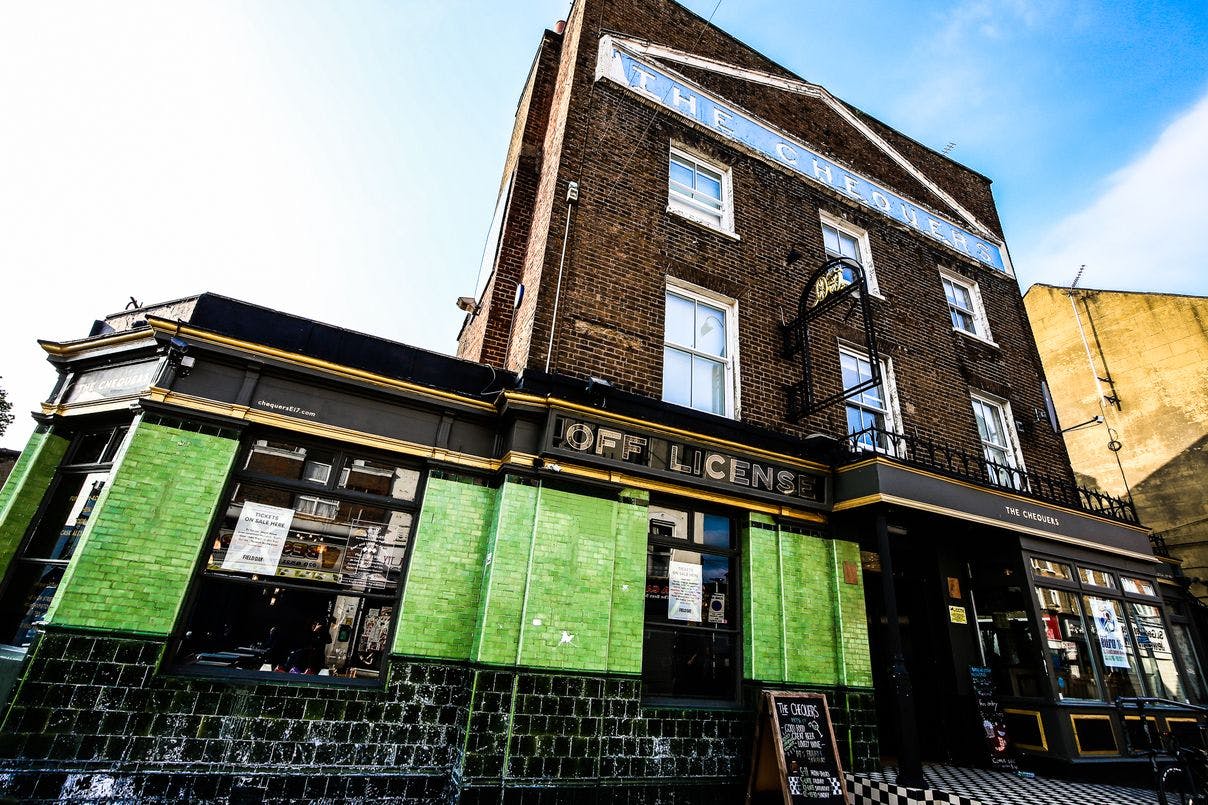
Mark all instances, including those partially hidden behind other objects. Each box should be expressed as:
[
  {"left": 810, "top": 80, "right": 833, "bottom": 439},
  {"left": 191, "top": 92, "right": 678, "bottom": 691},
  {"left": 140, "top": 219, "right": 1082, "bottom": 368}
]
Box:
[{"left": 2, "top": 0, "right": 1207, "bottom": 449}]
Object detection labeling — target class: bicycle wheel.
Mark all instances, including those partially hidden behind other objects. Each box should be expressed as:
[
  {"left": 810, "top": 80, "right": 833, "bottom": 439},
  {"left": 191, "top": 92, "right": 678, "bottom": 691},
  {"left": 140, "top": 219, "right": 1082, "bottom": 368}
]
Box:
[{"left": 1160, "top": 766, "right": 1208, "bottom": 805}]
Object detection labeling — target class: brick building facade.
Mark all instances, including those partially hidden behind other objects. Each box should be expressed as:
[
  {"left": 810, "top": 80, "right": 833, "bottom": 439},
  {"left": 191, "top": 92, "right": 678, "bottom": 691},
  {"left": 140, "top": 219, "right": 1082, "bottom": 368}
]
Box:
[
  {"left": 0, "top": 1, "right": 1201, "bottom": 802},
  {"left": 456, "top": 0, "right": 1202, "bottom": 779}
]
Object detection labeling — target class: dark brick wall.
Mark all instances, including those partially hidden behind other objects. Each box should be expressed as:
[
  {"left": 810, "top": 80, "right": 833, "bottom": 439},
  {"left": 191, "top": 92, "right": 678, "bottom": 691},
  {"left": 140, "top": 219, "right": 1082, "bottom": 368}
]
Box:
[
  {"left": 0, "top": 631, "right": 876, "bottom": 802},
  {"left": 457, "top": 29, "right": 564, "bottom": 368},
  {"left": 464, "top": 0, "right": 1075, "bottom": 483}
]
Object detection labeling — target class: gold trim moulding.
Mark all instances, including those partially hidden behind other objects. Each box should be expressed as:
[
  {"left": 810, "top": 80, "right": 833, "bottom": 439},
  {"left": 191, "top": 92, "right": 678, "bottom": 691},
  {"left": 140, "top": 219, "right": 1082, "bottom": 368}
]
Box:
[
  {"left": 1068, "top": 713, "right": 1119, "bottom": 757},
  {"left": 145, "top": 317, "right": 498, "bottom": 414},
  {"left": 834, "top": 492, "right": 1158, "bottom": 564},
  {"left": 834, "top": 456, "right": 1150, "bottom": 535},
  {"left": 553, "top": 461, "right": 826, "bottom": 523},
  {"left": 514, "top": 393, "right": 829, "bottom": 473},
  {"left": 39, "top": 330, "right": 154, "bottom": 356},
  {"left": 1003, "top": 708, "right": 1048, "bottom": 752},
  {"left": 148, "top": 391, "right": 825, "bottom": 522},
  {"left": 41, "top": 395, "right": 143, "bottom": 417}
]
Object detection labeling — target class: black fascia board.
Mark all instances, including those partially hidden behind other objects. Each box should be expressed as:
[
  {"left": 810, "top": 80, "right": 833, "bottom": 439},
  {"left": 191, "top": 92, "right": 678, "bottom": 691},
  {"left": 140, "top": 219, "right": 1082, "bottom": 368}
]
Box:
[
  {"left": 183, "top": 294, "right": 515, "bottom": 400},
  {"left": 515, "top": 368, "right": 833, "bottom": 465}
]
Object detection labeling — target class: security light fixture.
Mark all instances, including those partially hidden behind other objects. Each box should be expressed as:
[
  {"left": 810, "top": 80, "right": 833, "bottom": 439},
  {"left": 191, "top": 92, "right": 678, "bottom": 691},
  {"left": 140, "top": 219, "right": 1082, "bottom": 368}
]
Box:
[{"left": 456, "top": 296, "right": 480, "bottom": 314}]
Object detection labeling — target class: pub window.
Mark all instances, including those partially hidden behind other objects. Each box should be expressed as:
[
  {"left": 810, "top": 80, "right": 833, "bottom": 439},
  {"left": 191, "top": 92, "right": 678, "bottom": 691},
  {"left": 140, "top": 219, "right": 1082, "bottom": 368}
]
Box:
[
  {"left": 1031, "top": 557, "right": 1178, "bottom": 704},
  {"left": 820, "top": 211, "right": 880, "bottom": 295},
  {"left": 938, "top": 268, "right": 993, "bottom": 343},
  {"left": 1077, "top": 567, "right": 1116, "bottom": 589},
  {"left": 972, "top": 559, "right": 1044, "bottom": 698},
  {"left": 1036, "top": 587, "right": 1101, "bottom": 700},
  {"left": 662, "top": 280, "right": 739, "bottom": 418},
  {"left": 1127, "top": 601, "right": 1184, "bottom": 700},
  {"left": 970, "top": 392, "right": 1026, "bottom": 490},
  {"left": 1171, "top": 621, "right": 1208, "bottom": 704},
  {"left": 840, "top": 345, "right": 901, "bottom": 454},
  {"left": 1030, "top": 558, "right": 1073, "bottom": 581},
  {"left": 1121, "top": 576, "right": 1157, "bottom": 597},
  {"left": 172, "top": 435, "right": 422, "bottom": 683},
  {"left": 668, "top": 144, "right": 733, "bottom": 233},
  {"left": 0, "top": 424, "right": 129, "bottom": 649},
  {"left": 642, "top": 501, "right": 739, "bottom": 702}
]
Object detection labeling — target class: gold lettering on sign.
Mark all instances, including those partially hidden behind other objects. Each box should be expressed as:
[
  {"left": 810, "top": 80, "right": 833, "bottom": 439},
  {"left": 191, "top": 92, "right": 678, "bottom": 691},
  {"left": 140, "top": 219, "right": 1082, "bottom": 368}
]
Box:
[{"left": 811, "top": 266, "right": 850, "bottom": 308}]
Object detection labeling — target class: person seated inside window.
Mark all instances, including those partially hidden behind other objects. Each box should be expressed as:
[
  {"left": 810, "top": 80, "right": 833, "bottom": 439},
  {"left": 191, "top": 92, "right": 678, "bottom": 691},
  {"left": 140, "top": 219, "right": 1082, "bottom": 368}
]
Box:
[{"left": 280, "top": 617, "right": 332, "bottom": 674}]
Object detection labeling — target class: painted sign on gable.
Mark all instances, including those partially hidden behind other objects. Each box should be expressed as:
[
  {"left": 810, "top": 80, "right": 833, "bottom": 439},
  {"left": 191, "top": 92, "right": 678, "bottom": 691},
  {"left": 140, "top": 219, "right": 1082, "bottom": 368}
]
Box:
[{"left": 596, "top": 36, "right": 1008, "bottom": 274}]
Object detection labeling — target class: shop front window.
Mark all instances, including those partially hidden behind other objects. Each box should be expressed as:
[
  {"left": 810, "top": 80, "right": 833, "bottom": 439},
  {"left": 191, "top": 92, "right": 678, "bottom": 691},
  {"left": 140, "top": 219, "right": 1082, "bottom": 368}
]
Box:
[
  {"left": 1078, "top": 567, "right": 1116, "bottom": 589},
  {"left": 1083, "top": 594, "right": 1143, "bottom": 700},
  {"left": 641, "top": 502, "right": 738, "bottom": 701},
  {"left": 1031, "top": 556, "right": 1196, "bottom": 704},
  {"left": 173, "top": 436, "right": 421, "bottom": 682},
  {"left": 1030, "top": 558, "right": 1072, "bottom": 582},
  {"left": 0, "top": 424, "right": 128, "bottom": 649},
  {"left": 1171, "top": 622, "right": 1208, "bottom": 704},
  {"left": 1036, "top": 587, "right": 1100, "bottom": 700},
  {"left": 1127, "top": 602, "right": 1185, "bottom": 701}
]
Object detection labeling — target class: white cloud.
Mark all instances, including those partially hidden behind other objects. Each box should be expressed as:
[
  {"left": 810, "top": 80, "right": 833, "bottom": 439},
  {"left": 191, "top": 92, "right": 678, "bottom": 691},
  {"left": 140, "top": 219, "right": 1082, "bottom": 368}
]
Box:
[{"left": 1015, "top": 88, "right": 1208, "bottom": 294}]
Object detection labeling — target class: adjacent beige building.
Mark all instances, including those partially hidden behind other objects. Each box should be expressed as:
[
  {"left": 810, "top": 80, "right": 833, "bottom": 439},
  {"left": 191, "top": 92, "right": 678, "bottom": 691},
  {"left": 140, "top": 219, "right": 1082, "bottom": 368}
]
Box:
[{"left": 1025, "top": 284, "right": 1208, "bottom": 597}]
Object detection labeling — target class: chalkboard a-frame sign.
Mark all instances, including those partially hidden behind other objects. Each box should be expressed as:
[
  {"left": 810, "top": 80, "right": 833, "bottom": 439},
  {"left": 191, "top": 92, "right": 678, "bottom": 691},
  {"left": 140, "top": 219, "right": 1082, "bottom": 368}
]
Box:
[{"left": 746, "top": 691, "right": 850, "bottom": 805}]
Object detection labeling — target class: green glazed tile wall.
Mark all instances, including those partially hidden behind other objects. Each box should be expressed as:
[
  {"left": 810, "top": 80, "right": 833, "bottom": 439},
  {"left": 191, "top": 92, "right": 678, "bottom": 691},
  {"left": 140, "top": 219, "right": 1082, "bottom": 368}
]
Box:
[
  {"left": 834, "top": 538, "right": 873, "bottom": 687},
  {"left": 0, "top": 428, "right": 69, "bottom": 578},
  {"left": 473, "top": 479, "right": 647, "bottom": 674},
  {"left": 742, "top": 518, "right": 872, "bottom": 688},
  {"left": 44, "top": 420, "right": 238, "bottom": 635},
  {"left": 391, "top": 469, "right": 870, "bottom": 685},
  {"left": 393, "top": 472, "right": 498, "bottom": 659},
  {"left": 742, "top": 514, "right": 784, "bottom": 681}
]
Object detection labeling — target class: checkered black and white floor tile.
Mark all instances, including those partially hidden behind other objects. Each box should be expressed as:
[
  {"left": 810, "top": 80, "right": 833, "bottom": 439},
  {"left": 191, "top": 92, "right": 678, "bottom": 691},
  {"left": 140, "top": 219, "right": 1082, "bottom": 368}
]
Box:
[{"left": 846, "top": 763, "right": 1158, "bottom": 805}]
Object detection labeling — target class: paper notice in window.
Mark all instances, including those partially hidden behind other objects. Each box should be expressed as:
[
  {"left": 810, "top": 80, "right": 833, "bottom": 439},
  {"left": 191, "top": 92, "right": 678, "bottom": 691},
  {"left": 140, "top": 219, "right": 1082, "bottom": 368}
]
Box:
[
  {"left": 668, "top": 559, "right": 702, "bottom": 622},
  {"left": 1090, "top": 597, "right": 1130, "bottom": 669},
  {"left": 222, "top": 502, "right": 294, "bottom": 575}
]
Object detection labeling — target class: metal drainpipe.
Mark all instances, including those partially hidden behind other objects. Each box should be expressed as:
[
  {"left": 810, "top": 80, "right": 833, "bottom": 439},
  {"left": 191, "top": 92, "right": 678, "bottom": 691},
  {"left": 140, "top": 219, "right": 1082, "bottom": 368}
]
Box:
[{"left": 544, "top": 182, "right": 579, "bottom": 374}]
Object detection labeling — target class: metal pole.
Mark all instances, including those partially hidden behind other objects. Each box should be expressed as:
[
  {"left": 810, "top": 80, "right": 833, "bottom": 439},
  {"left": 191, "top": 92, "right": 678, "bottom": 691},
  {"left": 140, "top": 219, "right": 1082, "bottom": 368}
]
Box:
[{"left": 877, "top": 513, "right": 925, "bottom": 788}]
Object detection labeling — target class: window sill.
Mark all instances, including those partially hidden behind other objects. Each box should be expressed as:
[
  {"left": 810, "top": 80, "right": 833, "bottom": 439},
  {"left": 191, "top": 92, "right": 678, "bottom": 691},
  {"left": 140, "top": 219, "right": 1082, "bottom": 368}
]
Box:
[
  {"left": 953, "top": 328, "right": 999, "bottom": 349},
  {"left": 666, "top": 206, "right": 741, "bottom": 241},
  {"left": 642, "top": 695, "right": 746, "bottom": 712},
  {"left": 661, "top": 397, "right": 739, "bottom": 422},
  {"left": 168, "top": 663, "right": 384, "bottom": 688}
]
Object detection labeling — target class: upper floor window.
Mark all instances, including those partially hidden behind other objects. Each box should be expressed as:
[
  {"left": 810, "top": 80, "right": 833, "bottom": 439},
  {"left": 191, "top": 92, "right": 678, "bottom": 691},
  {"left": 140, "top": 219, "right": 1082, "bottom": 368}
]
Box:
[
  {"left": 841, "top": 346, "right": 900, "bottom": 454},
  {"left": 668, "top": 146, "right": 733, "bottom": 233},
  {"left": 939, "top": 268, "right": 993, "bottom": 343},
  {"left": 662, "top": 281, "right": 739, "bottom": 418},
  {"left": 820, "top": 212, "right": 879, "bottom": 295},
  {"left": 970, "top": 393, "right": 1025, "bottom": 489}
]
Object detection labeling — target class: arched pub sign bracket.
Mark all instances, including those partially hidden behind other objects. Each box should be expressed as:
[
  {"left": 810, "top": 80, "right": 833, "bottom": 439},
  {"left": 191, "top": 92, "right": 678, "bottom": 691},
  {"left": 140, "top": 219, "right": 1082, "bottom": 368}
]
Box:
[{"left": 781, "top": 256, "right": 882, "bottom": 421}]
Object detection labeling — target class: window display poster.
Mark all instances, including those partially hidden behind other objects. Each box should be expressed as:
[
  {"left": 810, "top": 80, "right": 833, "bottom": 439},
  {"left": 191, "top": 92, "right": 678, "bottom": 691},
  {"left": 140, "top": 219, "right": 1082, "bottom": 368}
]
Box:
[
  {"left": 668, "top": 560, "right": 702, "bottom": 622},
  {"left": 221, "top": 502, "right": 294, "bottom": 575},
  {"left": 1090, "top": 597, "right": 1130, "bottom": 669}
]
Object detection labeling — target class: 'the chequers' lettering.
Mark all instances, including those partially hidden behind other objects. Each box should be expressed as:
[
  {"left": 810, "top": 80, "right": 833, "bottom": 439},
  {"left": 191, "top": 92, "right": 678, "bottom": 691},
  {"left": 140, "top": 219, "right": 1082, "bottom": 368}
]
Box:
[{"left": 600, "top": 41, "right": 1006, "bottom": 273}]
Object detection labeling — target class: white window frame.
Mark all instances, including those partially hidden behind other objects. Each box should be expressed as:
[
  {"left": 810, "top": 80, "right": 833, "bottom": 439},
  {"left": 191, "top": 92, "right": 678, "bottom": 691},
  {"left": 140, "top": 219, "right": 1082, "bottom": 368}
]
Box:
[
  {"left": 839, "top": 344, "right": 902, "bottom": 455},
  {"left": 970, "top": 391, "right": 1026, "bottom": 489},
  {"left": 667, "top": 144, "right": 736, "bottom": 236},
  {"left": 302, "top": 460, "right": 332, "bottom": 485},
  {"left": 662, "top": 278, "right": 741, "bottom": 419},
  {"left": 820, "top": 211, "right": 881, "bottom": 297},
  {"left": 939, "top": 267, "right": 995, "bottom": 345},
  {"left": 296, "top": 495, "right": 340, "bottom": 521}
]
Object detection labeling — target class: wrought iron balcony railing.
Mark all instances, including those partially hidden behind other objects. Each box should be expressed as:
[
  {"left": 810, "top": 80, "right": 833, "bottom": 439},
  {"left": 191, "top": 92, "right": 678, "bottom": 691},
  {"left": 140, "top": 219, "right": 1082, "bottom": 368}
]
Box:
[{"left": 844, "top": 425, "right": 1144, "bottom": 530}]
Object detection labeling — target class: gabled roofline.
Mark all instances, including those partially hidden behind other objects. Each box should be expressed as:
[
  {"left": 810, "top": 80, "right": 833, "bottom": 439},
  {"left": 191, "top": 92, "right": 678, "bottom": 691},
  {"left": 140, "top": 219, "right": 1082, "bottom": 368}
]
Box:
[{"left": 606, "top": 35, "right": 998, "bottom": 241}]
